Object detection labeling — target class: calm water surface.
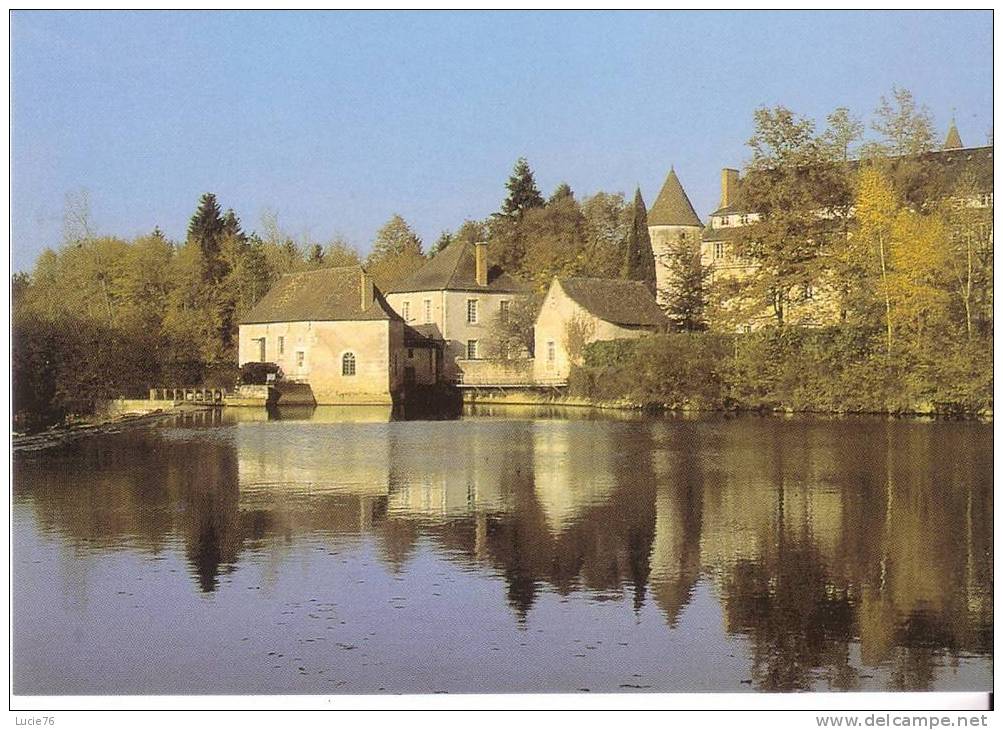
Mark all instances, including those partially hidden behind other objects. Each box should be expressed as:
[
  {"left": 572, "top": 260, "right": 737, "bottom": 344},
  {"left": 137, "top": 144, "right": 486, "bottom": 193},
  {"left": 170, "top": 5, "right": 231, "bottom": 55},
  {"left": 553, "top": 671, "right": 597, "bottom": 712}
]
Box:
[{"left": 12, "top": 407, "right": 992, "bottom": 694}]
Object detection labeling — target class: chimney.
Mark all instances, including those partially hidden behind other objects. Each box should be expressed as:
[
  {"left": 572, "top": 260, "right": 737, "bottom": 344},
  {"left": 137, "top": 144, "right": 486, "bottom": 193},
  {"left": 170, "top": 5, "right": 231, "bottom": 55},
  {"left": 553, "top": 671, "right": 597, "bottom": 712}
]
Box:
[
  {"left": 720, "top": 168, "right": 740, "bottom": 209},
  {"left": 474, "top": 241, "right": 488, "bottom": 287},
  {"left": 360, "top": 268, "right": 374, "bottom": 310}
]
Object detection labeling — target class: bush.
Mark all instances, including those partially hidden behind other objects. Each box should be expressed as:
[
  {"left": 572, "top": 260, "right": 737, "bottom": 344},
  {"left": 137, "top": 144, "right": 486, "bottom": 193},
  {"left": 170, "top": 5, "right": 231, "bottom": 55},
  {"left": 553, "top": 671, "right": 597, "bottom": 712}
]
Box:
[
  {"left": 568, "top": 326, "right": 992, "bottom": 417},
  {"left": 239, "top": 362, "right": 283, "bottom": 385}
]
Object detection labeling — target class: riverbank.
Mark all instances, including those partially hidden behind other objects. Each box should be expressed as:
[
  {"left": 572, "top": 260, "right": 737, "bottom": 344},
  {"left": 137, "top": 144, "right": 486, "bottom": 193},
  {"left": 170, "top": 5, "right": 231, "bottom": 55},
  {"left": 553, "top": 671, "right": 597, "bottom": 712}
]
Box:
[{"left": 462, "top": 389, "right": 993, "bottom": 421}]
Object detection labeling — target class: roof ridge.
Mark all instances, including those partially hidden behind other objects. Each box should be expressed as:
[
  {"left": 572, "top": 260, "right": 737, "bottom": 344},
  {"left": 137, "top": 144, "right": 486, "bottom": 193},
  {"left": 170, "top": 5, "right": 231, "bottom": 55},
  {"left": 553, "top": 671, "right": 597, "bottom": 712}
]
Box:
[{"left": 280, "top": 264, "right": 363, "bottom": 277}]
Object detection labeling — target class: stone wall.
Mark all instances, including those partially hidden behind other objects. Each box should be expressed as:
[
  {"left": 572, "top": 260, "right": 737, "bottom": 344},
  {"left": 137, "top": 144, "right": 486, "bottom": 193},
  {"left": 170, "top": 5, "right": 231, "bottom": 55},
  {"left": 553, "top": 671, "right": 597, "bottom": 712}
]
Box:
[{"left": 456, "top": 357, "right": 534, "bottom": 385}]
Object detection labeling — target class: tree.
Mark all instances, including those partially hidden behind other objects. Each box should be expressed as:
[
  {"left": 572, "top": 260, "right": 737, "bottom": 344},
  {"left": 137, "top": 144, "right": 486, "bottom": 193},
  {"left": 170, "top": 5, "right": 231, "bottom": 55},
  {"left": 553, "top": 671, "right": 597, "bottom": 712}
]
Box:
[
  {"left": 501, "top": 157, "right": 544, "bottom": 218},
  {"left": 660, "top": 233, "right": 709, "bottom": 331},
  {"left": 868, "top": 86, "right": 936, "bottom": 158},
  {"left": 735, "top": 106, "right": 850, "bottom": 326},
  {"left": 581, "top": 191, "right": 630, "bottom": 279},
  {"left": 322, "top": 235, "right": 361, "bottom": 268},
  {"left": 431, "top": 231, "right": 453, "bottom": 255},
  {"left": 823, "top": 107, "right": 864, "bottom": 162},
  {"left": 563, "top": 311, "right": 596, "bottom": 366},
  {"left": 306, "top": 244, "right": 325, "bottom": 266},
  {"left": 855, "top": 167, "right": 900, "bottom": 355},
  {"left": 622, "top": 188, "right": 657, "bottom": 295},
  {"left": 940, "top": 173, "right": 991, "bottom": 340},
  {"left": 366, "top": 214, "right": 425, "bottom": 290},
  {"left": 548, "top": 182, "right": 574, "bottom": 205},
  {"left": 484, "top": 293, "right": 541, "bottom": 359},
  {"left": 518, "top": 195, "right": 589, "bottom": 290},
  {"left": 187, "top": 193, "right": 226, "bottom": 283}
]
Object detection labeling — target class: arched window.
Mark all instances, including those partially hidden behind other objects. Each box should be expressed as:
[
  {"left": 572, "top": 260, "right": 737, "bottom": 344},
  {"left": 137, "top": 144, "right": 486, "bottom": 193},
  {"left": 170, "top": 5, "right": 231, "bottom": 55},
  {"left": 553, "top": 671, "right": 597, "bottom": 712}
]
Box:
[{"left": 342, "top": 352, "right": 356, "bottom": 376}]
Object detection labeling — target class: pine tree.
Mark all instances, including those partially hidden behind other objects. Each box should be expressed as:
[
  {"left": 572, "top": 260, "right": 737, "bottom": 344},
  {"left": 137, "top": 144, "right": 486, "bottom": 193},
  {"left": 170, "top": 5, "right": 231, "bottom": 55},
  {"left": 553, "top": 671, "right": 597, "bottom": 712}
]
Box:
[
  {"left": 187, "top": 193, "right": 225, "bottom": 283},
  {"left": 622, "top": 188, "right": 657, "bottom": 295},
  {"left": 431, "top": 231, "right": 453, "bottom": 255},
  {"left": 501, "top": 158, "right": 545, "bottom": 218},
  {"left": 366, "top": 214, "right": 426, "bottom": 290},
  {"left": 661, "top": 234, "right": 709, "bottom": 331},
  {"left": 221, "top": 208, "right": 246, "bottom": 242}
]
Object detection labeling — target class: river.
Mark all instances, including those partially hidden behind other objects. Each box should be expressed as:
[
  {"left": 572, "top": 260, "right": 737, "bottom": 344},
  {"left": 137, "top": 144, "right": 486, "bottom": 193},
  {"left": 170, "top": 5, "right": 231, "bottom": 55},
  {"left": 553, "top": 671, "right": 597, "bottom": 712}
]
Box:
[{"left": 11, "top": 406, "right": 993, "bottom": 694}]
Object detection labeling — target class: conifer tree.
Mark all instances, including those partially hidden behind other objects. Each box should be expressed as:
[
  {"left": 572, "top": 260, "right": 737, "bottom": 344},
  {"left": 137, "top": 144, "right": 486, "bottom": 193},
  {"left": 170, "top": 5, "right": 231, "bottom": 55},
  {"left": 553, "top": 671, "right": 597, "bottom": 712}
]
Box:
[
  {"left": 622, "top": 188, "right": 657, "bottom": 295},
  {"left": 660, "top": 234, "right": 709, "bottom": 331},
  {"left": 501, "top": 158, "right": 545, "bottom": 218},
  {"left": 431, "top": 231, "right": 453, "bottom": 255},
  {"left": 548, "top": 182, "right": 574, "bottom": 205},
  {"left": 187, "top": 193, "right": 226, "bottom": 283}
]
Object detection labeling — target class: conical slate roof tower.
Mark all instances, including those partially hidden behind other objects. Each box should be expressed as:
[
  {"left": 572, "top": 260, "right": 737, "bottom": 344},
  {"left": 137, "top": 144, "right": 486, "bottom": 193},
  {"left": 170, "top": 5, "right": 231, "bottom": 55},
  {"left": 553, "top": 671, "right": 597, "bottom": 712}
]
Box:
[
  {"left": 943, "top": 119, "right": 964, "bottom": 150},
  {"left": 648, "top": 167, "right": 703, "bottom": 227}
]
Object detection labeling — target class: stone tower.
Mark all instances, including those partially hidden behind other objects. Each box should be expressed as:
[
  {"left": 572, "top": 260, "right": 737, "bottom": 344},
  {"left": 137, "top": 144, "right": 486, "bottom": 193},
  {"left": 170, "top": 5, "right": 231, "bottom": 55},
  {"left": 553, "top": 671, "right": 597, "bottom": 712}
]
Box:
[{"left": 647, "top": 167, "right": 704, "bottom": 304}]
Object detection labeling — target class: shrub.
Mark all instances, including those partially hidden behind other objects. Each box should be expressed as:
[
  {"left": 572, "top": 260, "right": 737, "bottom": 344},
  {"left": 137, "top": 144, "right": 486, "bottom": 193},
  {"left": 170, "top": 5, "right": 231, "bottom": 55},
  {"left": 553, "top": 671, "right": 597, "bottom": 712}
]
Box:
[{"left": 239, "top": 362, "right": 283, "bottom": 385}]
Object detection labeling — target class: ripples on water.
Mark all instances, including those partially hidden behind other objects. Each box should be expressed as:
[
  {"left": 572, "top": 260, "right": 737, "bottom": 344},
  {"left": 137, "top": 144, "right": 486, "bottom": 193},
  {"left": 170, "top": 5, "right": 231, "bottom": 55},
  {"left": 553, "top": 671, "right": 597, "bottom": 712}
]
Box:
[{"left": 11, "top": 406, "right": 993, "bottom": 694}]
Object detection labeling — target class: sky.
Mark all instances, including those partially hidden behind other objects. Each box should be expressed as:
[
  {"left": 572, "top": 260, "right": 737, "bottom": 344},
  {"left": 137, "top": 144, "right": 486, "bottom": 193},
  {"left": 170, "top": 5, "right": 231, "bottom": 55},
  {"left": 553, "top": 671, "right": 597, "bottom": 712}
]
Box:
[{"left": 10, "top": 10, "right": 994, "bottom": 272}]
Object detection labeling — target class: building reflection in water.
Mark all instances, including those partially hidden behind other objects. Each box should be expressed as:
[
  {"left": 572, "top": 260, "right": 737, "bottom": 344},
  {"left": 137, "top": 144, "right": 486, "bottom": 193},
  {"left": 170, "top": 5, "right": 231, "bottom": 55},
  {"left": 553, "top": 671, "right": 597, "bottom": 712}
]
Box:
[{"left": 12, "top": 411, "right": 992, "bottom": 689}]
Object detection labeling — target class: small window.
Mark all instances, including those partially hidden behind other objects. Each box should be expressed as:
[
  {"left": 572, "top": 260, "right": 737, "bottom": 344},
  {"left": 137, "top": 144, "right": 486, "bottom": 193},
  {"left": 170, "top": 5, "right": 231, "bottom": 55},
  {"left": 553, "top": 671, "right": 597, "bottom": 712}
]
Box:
[
  {"left": 547, "top": 341, "right": 556, "bottom": 362},
  {"left": 714, "top": 242, "right": 725, "bottom": 260},
  {"left": 402, "top": 301, "right": 411, "bottom": 322},
  {"left": 342, "top": 352, "right": 356, "bottom": 376},
  {"left": 296, "top": 351, "right": 305, "bottom": 369},
  {"left": 278, "top": 336, "right": 285, "bottom": 355},
  {"left": 740, "top": 214, "right": 750, "bottom": 225},
  {"left": 466, "top": 340, "right": 478, "bottom": 359},
  {"left": 803, "top": 284, "right": 814, "bottom": 301},
  {"left": 423, "top": 299, "right": 432, "bottom": 323},
  {"left": 500, "top": 300, "right": 510, "bottom": 321},
  {"left": 719, "top": 215, "right": 729, "bottom": 227},
  {"left": 467, "top": 299, "right": 478, "bottom": 324},
  {"left": 407, "top": 348, "right": 414, "bottom": 359}
]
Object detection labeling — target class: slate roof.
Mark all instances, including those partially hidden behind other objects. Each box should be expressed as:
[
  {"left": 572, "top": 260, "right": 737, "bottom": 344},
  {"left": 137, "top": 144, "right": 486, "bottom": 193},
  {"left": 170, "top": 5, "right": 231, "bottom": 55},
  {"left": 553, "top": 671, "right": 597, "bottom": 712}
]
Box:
[
  {"left": 556, "top": 277, "right": 667, "bottom": 328},
  {"left": 864, "top": 145, "right": 993, "bottom": 191},
  {"left": 706, "top": 144, "right": 992, "bottom": 218},
  {"left": 403, "top": 324, "right": 440, "bottom": 348},
  {"left": 240, "top": 266, "right": 400, "bottom": 324},
  {"left": 386, "top": 240, "right": 529, "bottom": 294},
  {"left": 648, "top": 168, "right": 703, "bottom": 227},
  {"left": 943, "top": 122, "right": 964, "bottom": 150}
]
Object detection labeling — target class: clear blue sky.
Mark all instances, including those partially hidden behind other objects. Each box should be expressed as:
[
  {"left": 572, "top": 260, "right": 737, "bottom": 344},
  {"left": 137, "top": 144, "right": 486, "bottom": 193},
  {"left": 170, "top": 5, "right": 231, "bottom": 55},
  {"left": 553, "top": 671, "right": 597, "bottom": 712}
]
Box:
[{"left": 11, "top": 10, "right": 993, "bottom": 271}]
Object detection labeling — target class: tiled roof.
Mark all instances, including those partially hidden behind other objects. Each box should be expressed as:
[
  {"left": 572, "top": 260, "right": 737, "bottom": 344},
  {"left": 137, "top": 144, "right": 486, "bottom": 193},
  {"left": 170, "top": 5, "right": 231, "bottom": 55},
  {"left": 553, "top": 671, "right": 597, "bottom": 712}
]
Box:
[
  {"left": 240, "top": 266, "right": 399, "bottom": 324},
  {"left": 648, "top": 168, "right": 703, "bottom": 228},
  {"left": 386, "top": 240, "right": 528, "bottom": 294},
  {"left": 556, "top": 277, "right": 667, "bottom": 328}
]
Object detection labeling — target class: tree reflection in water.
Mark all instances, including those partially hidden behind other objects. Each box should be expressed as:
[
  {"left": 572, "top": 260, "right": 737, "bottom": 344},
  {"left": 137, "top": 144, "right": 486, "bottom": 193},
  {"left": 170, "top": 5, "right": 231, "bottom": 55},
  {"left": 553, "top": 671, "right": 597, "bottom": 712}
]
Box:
[{"left": 12, "top": 410, "right": 992, "bottom": 691}]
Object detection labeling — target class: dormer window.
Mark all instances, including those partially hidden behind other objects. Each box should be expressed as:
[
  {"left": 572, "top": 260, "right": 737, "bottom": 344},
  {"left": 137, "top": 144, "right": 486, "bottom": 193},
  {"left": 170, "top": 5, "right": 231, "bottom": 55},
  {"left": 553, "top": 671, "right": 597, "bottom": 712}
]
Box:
[
  {"left": 740, "top": 214, "right": 750, "bottom": 225},
  {"left": 719, "top": 216, "right": 730, "bottom": 227}
]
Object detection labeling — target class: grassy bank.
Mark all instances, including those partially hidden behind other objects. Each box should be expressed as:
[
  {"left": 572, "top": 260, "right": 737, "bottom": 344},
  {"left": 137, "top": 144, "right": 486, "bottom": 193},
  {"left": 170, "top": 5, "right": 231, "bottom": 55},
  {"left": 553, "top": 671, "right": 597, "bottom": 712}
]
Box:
[{"left": 568, "top": 328, "right": 993, "bottom": 419}]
